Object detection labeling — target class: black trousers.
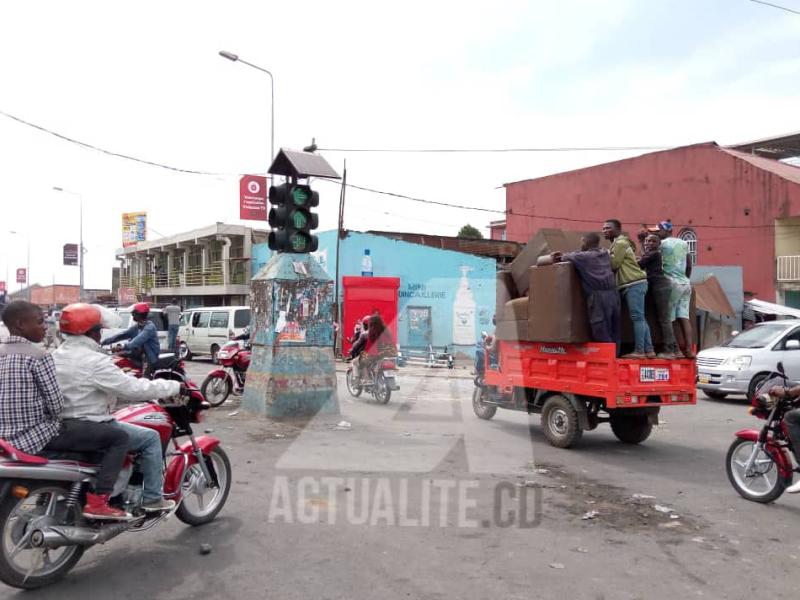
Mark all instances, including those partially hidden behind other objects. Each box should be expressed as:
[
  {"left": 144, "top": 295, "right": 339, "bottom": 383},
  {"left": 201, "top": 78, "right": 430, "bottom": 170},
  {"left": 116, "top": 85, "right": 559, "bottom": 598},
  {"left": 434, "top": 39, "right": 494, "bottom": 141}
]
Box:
[
  {"left": 586, "top": 289, "right": 621, "bottom": 349},
  {"left": 41, "top": 420, "right": 130, "bottom": 495}
]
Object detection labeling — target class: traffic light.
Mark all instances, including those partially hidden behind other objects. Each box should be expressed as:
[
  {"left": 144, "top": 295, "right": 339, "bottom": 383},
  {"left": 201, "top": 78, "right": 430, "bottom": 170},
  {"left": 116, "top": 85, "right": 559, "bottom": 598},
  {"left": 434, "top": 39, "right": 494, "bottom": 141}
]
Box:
[{"left": 267, "top": 182, "right": 320, "bottom": 253}]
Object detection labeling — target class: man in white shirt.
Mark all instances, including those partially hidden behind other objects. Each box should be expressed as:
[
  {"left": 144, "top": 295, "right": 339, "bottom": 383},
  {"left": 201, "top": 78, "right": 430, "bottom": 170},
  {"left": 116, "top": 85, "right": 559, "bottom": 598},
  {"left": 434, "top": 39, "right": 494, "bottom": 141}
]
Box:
[
  {"left": 164, "top": 298, "right": 182, "bottom": 353},
  {"left": 54, "top": 303, "right": 182, "bottom": 512}
]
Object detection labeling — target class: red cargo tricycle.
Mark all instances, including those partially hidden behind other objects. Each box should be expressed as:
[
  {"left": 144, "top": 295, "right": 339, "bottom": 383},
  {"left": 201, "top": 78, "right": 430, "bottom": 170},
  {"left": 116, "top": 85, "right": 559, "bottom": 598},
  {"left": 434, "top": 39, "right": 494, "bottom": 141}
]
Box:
[{"left": 474, "top": 340, "right": 697, "bottom": 448}]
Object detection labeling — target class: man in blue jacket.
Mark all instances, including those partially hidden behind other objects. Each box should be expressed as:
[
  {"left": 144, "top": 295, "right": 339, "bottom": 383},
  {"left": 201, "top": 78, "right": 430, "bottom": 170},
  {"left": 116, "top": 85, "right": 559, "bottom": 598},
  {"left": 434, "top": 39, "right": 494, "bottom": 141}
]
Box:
[{"left": 102, "top": 303, "right": 160, "bottom": 376}]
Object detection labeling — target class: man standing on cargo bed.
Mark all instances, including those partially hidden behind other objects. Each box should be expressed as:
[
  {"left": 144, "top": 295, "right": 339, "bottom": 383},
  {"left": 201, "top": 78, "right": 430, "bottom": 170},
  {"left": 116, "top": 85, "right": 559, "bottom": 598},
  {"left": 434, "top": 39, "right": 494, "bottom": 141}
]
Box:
[
  {"left": 539, "top": 232, "right": 620, "bottom": 350},
  {"left": 657, "top": 220, "right": 695, "bottom": 359},
  {"left": 603, "top": 219, "right": 655, "bottom": 359}
]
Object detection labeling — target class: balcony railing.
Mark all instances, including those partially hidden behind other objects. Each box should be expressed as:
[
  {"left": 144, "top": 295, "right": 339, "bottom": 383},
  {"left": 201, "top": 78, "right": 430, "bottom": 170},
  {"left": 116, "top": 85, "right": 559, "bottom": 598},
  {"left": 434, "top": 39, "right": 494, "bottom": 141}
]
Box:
[
  {"left": 119, "top": 260, "right": 248, "bottom": 293},
  {"left": 778, "top": 255, "right": 800, "bottom": 282}
]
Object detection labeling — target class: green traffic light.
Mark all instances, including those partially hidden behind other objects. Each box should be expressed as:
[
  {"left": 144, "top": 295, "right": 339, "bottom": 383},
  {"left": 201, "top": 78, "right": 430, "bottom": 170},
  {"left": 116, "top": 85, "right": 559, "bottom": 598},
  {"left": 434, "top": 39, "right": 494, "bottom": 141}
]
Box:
[
  {"left": 290, "top": 234, "right": 308, "bottom": 252},
  {"left": 292, "top": 211, "right": 308, "bottom": 229},
  {"left": 292, "top": 187, "right": 309, "bottom": 206}
]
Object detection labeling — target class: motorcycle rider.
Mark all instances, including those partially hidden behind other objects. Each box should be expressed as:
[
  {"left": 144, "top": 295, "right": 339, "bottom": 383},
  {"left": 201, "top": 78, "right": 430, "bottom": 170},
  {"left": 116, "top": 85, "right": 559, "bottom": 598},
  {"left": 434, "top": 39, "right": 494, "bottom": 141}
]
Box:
[
  {"left": 0, "top": 300, "right": 132, "bottom": 521},
  {"left": 349, "top": 316, "right": 371, "bottom": 383},
  {"left": 54, "top": 303, "right": 181, "bottom": 512},
  {"left": 768, "top": 384, "right": 800, "bottom": 493},
  {"left": 102, "top": 302, "right": 160, "bottom": 377}
]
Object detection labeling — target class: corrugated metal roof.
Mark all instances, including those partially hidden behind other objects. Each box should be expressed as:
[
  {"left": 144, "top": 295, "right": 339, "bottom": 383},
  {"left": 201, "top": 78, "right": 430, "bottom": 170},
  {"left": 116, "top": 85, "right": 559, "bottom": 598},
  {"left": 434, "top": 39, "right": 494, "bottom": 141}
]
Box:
[
  {"left": 728, "top": 131, "right": 800, "bottom": 160},
  {"left": 366, "top": 230, "right": 522, "bottom": 260},
  {"left": 718, "top": 147, "right": 800, "bottom": 186}
]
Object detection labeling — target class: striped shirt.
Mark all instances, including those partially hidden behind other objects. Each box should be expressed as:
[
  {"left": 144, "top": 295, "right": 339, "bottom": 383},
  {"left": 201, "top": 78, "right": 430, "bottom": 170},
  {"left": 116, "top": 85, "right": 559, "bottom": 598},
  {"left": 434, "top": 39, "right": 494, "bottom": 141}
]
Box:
[{"left": 0, "top": 336, "right": 64, "bottom": 454}]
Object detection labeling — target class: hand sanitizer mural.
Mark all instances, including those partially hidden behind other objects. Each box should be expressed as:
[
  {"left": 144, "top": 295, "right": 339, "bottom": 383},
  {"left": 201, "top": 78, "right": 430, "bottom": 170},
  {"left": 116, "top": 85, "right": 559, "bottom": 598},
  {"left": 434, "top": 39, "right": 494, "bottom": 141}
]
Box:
[{"left": 452, "top": 266, "right": 476, "bottom": 345}]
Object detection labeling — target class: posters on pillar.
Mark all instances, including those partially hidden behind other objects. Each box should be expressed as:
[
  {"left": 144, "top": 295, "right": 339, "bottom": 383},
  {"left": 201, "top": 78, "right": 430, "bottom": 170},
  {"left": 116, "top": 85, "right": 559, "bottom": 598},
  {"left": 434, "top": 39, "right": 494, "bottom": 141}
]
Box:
[
  {"left": 122, "top": 212, "right": 147, "bottom": 248},
  {"left": 118, "top": 287, "right": 137, "bottom": 304},
  {"left": 273, "top": 282, "right": 331, "bottom": 344},
  {"left": 63, "top": 243, "right": 79, "bottom": 266},
  {"left": 239, "top": 175, "right": 267, "bottom": 221},
  {"left": 16, "top": 268, "right": 26, "bottom": 284}
]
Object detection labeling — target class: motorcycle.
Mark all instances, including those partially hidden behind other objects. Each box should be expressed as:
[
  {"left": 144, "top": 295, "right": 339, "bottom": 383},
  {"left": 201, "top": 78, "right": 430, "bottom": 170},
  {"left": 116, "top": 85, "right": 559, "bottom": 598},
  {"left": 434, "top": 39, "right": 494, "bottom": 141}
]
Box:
[
  {"left": 726, "top": 360, "right": 798, "bottom": 503},
  {"left": 201, "top": 340, "right": 251, "bottom": 407},
  {"left": 0, "top": 366, "right": 231, "bottom": 589},
  {"left": 345, "top": 355, "right": 400, "bottom": 404}
]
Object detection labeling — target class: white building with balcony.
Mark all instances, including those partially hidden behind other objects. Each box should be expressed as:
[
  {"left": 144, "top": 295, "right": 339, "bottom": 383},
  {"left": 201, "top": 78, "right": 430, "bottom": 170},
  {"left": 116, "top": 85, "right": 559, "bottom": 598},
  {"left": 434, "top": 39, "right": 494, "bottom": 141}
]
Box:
[{"left": 116, "top": 223, "right": 267, "bottom": 307}]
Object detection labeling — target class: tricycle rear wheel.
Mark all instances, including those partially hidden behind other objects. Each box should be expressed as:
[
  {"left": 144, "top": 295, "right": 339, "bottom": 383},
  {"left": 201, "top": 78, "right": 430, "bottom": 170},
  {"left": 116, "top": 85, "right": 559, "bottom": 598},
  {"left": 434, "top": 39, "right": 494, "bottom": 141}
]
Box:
[
  {"left": 472, "top": 386, "right": 497, "bottom": 420},
  {"left": 541, "top": 395, "right": 582, "bottom": 448},
  {"left": 609, "top": 412, "right": 653, "bottom": 444}
]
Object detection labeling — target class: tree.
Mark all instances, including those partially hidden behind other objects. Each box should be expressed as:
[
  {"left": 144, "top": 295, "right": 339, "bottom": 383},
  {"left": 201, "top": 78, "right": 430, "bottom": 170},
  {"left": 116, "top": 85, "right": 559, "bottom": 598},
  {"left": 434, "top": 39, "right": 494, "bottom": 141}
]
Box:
[{"left": 458, "top": 224, "right": 483, "bottom": 239}]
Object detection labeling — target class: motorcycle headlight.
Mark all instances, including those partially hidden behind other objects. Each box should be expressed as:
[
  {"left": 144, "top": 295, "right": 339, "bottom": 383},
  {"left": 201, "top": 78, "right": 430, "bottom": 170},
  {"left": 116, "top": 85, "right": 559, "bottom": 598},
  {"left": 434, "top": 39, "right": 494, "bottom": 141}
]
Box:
[{"left": 725, "top": 355, "right": 752, "bottom": 368}]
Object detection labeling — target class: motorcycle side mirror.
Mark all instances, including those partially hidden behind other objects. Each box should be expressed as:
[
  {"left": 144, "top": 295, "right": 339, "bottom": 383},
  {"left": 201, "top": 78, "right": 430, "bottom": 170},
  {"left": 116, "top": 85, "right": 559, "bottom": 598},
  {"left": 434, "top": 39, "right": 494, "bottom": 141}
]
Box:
[{"left": 777, "top": 361, "right": 786, "bottom": 377}]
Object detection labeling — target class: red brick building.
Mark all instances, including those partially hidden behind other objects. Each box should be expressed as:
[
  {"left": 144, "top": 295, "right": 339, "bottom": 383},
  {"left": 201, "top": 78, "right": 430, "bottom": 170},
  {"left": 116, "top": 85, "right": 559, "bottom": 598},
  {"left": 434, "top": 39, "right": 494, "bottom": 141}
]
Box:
[{"left": 504, "top": 140, "right": 800, "bottom": 305}]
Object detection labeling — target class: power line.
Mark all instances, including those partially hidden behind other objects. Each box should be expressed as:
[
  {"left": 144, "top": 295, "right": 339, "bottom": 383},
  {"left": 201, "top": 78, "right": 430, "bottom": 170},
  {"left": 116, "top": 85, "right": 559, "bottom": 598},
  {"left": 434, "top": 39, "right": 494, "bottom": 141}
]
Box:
[
  {"left": 318, "top": 146, "right": 671, "bottom": 153},
  {"left": 748, "top": 0, "right": 800, "bottom": 16}
]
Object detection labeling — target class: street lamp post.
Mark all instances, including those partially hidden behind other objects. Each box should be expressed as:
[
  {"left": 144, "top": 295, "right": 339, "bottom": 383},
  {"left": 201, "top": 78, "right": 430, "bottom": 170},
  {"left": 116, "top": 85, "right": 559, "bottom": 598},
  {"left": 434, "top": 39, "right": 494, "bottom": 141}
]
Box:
[
  {"left": 8, "top": 231, "right": 30, "bottom": 301},
  {"left": 53, "top": 187, "right": 84, "bottom": 301},
  {"left": 219, "top": 50, "right": 275, "bottom": 168}
]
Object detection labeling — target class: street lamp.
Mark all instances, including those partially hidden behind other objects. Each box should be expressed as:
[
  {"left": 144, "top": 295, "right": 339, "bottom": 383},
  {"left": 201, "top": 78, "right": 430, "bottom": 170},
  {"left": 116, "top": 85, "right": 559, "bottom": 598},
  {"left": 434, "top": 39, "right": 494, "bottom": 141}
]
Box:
[
  {"left": 8, "top": 231, "right": 30, "bottom": 301},
  {"left": 218, "top": 50, "right": 275, "bottom": 169},
  {"left": 53, "top": 187, "right": 84, "bottom": 301}
]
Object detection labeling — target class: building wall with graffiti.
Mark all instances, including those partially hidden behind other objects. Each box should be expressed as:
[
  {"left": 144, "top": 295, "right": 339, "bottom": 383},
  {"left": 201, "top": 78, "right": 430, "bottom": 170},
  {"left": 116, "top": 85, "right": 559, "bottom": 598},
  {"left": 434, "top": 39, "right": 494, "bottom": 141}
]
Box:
[{"left": 293, "top": 231, "right": 497, "bottom": 355}]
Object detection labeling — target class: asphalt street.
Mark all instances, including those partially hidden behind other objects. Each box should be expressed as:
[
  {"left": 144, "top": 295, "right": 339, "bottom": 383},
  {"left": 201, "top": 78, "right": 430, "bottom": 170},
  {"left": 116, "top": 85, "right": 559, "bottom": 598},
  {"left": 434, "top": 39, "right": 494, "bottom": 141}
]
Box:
[{"left": 3, "top": 360, "right": 799, "bottom": 600}]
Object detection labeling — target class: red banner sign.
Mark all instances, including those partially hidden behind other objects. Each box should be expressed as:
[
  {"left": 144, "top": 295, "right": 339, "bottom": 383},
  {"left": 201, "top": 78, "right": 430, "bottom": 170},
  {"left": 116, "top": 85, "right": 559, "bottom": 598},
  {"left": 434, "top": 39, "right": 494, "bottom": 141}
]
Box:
[
  {"left": 16, "top": 268, "right": 26, "bottom": 284},
  {"left": 239, "top": 175, "right": 267, "bottom": 221}
]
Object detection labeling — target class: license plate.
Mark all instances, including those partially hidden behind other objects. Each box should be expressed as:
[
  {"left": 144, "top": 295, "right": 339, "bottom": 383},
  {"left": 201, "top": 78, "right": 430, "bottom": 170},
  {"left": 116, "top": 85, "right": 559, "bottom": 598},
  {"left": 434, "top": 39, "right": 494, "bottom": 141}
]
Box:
[
  {"left": 698, "top": 373, "right": 711, "bottom": 384},
  {"left": 383, "top": 371, "right": 395, "bottom": 378},
  {"left": 640, "top": 367, "right": 670, "bottom": 383}
]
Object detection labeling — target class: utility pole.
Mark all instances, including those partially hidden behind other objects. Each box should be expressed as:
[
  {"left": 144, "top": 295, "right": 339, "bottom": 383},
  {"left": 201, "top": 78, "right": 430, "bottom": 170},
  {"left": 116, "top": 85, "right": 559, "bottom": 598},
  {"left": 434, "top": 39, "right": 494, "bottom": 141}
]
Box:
[{"left": 333, "top": 161, "right": 346, "bottom": 356}]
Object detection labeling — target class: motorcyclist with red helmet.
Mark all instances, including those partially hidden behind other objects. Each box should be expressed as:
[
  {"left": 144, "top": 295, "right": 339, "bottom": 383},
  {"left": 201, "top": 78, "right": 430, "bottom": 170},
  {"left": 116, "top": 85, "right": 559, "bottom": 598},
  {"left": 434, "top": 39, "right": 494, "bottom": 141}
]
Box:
[
  {"left": 348, "top": 316, "right": 371, "bottom": 383},
  {"left": 55, "top": 303, "right": 181, "bottom": 512},
  {"left": 102, "top": 302, "right": 161, "bottom": 377}
]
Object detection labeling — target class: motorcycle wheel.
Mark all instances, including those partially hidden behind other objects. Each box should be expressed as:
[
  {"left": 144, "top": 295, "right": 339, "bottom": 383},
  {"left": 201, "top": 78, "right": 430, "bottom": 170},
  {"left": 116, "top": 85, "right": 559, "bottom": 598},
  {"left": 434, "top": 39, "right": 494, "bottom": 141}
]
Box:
[
  {"left": 0, "top": 482, "right": 84, "bottom": 590},
  {"left": 726, "top": 438, "right": 790, "bottom": 503},
  {"left": 374, "top": 373, "right": 391, "bottom": 404},
  {"left": 472, "top": 386, "right": 497, "bottom": 420},
  {"left": 176, "top": 447, "right": 232, "bottom": 526},
  {"left": 201, "top": 374, "right": 232, "bottom": 407},
  {"left": 346, "top": 369, "right": 363, "bottom": 397}
]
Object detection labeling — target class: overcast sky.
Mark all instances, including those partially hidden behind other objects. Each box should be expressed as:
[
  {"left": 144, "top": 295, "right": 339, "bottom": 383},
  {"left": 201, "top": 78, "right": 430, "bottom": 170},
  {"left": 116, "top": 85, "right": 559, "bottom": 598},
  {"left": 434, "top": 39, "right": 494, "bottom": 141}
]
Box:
[{"left": 1, "top": 0, "right": 799, "bottom": 292}]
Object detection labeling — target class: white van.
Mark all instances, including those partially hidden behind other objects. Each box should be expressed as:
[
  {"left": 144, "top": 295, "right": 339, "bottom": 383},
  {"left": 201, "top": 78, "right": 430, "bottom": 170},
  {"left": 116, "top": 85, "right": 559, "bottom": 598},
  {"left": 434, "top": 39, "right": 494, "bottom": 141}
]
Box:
[
  {"left": 100, "top": 306, "right": 170, "bottom": 351},
  {"left": 178, "top": 306, "right": 250, "bottom": 361}
]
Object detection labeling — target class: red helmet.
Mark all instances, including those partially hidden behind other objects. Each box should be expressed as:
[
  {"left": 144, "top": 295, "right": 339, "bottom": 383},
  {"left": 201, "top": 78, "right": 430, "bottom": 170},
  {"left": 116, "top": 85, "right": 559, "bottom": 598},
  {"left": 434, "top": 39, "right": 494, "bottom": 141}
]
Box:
[
  {"left": 131, "top": 302, "right": 150, "bottom": 319},
  {"left": 59, "top": 303, "right": 102, "bottom": 335}
]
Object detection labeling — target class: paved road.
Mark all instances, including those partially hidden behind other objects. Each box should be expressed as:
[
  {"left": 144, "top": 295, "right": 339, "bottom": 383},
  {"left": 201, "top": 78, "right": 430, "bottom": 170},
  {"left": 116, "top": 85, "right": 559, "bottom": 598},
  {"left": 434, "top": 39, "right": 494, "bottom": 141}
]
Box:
[{"left": 6, "top": 363, "right": 799, "bottom": 600}]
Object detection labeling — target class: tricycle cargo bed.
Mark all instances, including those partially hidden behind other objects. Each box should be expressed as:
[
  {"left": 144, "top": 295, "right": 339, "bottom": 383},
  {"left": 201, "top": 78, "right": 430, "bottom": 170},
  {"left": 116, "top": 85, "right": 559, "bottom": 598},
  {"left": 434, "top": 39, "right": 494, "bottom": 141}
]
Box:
[{"left": 485, "top": 341, "right": 696, "bottom": 408}]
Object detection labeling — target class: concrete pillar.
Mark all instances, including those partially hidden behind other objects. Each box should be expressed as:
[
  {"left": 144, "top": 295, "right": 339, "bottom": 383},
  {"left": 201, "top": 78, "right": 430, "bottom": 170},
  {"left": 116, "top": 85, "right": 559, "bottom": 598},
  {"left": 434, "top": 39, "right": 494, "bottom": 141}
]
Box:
[
  {"left": 219, "top": 236, "right": 232, "bottom": 286},
  {"left": 241, "top": 253, "right": 339, "bottom": 418}
]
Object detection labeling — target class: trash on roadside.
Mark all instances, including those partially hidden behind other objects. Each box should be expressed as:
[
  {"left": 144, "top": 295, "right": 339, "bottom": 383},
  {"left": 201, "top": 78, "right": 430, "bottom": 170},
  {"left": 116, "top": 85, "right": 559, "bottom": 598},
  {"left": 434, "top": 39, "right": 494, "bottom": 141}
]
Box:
[
  {"left": 535, "top": 468, "right": 550, "bottom": 475},
  {"left": 549, "top": 563, "right": 565, "bottom": 569},
  {"left": 659, "top": 521, "right": 681, "bottom": 529},
  {"left": 631, "top": 493, "right": 656, "bottom": 500},
  {"left": 199, "top": 543, "right": 212, "bottom": 555},
  {"left": 653, "top": 504, "right": 674, "bottom": 514},
  {"left": 274, "top": 433, "right": 285, "bottom": 439},
  {"left": 204, "top": 428, "right": 215, "bottom": 434},
  {"left": 670, "top": 514, "right": 680, "bottom": 520},
  {"left": 573, "top": 547, "right": 589, "bottom": 554},
  {"left": 581, "top": 510, "right": 599, "bottom": 520},
  {"left": 227, "top": 411, "right": 239, "bottom": 417},
  {"left": 517, "top": 480, "right": 538, "bottom": 488},
  {"left": 402, "top": 432, "right": 412, "bottom": 436},
  {"left": 335, "top": 420, "right": 352, "bottom": 430},
  {"left": 691, "top": 537, "right": 705, "bottom": 543}
]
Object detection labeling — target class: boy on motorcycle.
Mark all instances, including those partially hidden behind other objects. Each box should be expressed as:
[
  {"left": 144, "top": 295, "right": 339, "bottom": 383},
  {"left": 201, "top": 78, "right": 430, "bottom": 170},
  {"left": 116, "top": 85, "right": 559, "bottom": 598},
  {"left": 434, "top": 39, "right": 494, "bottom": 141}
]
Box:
[
  {"left": 54, "top": 303, "right": 182, "bottom": 512},
  {"left": 0, "top": 301, "right": 132, "bottom": 521},
  {"left": 768, "top": 384, "right": 800, "bottom": 493},
  {"left": 102, "top": 302, "right": 160, "bottom": 377}
]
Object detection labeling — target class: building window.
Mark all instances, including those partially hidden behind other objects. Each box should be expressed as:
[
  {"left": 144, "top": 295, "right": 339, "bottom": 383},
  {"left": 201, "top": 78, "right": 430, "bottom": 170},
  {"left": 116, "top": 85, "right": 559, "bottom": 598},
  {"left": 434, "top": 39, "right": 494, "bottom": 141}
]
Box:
[{"left": 679, "top": 229, "right": 697, "bottom": 265}]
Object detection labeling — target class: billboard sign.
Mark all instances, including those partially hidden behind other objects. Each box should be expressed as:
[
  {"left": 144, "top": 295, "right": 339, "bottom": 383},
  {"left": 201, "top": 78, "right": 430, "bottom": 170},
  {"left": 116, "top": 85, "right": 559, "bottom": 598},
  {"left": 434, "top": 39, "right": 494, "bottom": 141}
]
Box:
[
  {"left": 63, "top": 243, "right": 79, "bottom": 266},
  {"left": 16, "top": 268, "right": 26, "bottom": 284},
  {"left": 239, "top": 175, "right": 267, "bottom": 221},
  {"left": 122, "top": 212, "right": 147, "bottom": 247},
  {"left": 118, "top": 287, "right": 137, "bottom": 304}
]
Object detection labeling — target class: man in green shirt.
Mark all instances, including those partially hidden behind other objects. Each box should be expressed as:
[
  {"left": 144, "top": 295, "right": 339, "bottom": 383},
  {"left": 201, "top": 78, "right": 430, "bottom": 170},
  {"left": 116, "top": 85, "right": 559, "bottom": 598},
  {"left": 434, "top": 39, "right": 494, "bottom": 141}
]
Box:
[
  {"left": 658, "top": 220, "right": 694, "bottom": 358},
  {"left": 603, "top": 219, "right": 654, "bottom": 359}
]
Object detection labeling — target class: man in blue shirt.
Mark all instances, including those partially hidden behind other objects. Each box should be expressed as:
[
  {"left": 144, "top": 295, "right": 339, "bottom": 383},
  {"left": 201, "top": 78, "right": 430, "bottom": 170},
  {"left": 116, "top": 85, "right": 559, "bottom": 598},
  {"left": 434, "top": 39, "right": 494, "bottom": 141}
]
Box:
[{"left": 102, "top": 303, "right": 160, "bottom": 376}]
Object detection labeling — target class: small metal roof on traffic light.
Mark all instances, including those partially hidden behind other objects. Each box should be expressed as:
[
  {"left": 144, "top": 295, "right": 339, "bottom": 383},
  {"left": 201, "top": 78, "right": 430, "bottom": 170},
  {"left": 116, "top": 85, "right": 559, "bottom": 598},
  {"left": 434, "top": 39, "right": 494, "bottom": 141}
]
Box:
[{"left": 268, "top": 148, "right": 341, "bottom": 180}]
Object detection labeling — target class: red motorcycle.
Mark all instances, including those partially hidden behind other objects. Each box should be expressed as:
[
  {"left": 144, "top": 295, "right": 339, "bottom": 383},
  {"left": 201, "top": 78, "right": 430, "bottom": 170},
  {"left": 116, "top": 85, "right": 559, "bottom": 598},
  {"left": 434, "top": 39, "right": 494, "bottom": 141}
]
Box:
[
  {"left": 0, "top": 367, "right": 231, "bottom": 589},
  {"left": 201, "top": 340, "right": 251, "bottom": 407},
  {"left": 727, "top": 361, "right": 798, "bottom": 503}
]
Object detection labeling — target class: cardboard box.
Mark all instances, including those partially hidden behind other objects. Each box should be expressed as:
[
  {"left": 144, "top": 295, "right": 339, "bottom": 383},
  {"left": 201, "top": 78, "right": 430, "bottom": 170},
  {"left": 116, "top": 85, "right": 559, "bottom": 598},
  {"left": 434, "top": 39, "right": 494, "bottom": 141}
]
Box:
[
  {"left": 501, "top": 298, "right": 529, "bottom": 321},
  {"left": 527, "top": 263, "right": 591, "bottom": 343},
  {"left": 496, "top": 270, "right": 518, "bottom": 317},
  {"left": 496, "top": 319, "right": 531, "bottom": 341}
]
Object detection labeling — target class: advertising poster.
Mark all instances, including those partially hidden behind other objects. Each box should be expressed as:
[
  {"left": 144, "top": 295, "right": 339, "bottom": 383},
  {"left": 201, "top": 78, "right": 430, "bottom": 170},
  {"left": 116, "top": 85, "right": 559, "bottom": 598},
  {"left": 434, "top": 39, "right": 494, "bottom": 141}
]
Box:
[{"left": 122, "top": 212, "right": 147, "bottom": 247}]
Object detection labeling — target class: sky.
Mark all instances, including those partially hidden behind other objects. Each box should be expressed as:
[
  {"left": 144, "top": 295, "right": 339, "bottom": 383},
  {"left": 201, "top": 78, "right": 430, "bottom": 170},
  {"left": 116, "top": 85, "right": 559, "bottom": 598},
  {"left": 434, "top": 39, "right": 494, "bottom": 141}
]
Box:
[{"left": 1, "top": 0, "right": 799, "bottom": 292}]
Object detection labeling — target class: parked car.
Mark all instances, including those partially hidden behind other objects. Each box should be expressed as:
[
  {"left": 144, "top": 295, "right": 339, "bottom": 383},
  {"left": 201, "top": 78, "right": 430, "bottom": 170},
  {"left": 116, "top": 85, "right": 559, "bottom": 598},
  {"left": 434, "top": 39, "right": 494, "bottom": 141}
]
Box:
[
  {"left": 696, "top": 320, "right": 800, "bottom": 400},
  {"left": 178, "top": 306, "right": 250, "bottom": 362},
  {"left": 100, "top": 306, "right": 170, "bottom": 351}
]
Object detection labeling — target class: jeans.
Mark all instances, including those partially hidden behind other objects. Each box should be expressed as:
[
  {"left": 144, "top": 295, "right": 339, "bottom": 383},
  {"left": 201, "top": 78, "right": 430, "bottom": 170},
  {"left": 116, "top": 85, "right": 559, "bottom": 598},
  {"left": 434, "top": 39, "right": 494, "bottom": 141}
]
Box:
[
  {"left": 115, "top": 421, "right": 165, "bottom": 502},
  {"left": 621, "top": 280, "right": 654, "bottom": 354},
  {"left": 41, "top": 419, "right": 129, "bottom": 495},
  {"left": 651, "top": 281, "right": 678, "bottom": 353},
  {"left": 587, "top": 289, "right": 621, "bottom": 349},
  {"left": 786, "top": 408, "right": 800, "bottom": 463},
  {"left": 168, "top": 324, "right": 179, "bottom": 353}
]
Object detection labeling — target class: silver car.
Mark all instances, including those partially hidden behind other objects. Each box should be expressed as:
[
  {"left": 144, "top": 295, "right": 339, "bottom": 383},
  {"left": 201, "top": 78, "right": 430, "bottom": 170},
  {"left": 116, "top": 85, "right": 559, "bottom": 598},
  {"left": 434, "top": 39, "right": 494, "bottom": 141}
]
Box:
[{"left": 696, "top": 320, "right": 800, "bottom": 400}]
